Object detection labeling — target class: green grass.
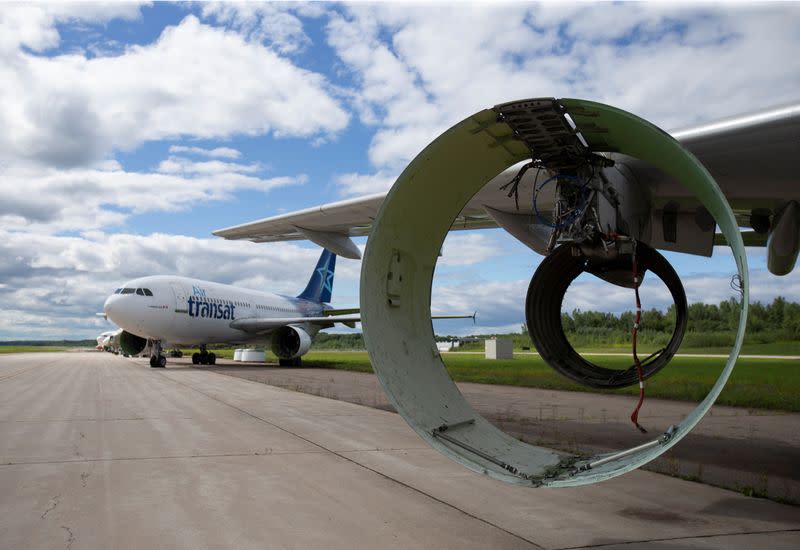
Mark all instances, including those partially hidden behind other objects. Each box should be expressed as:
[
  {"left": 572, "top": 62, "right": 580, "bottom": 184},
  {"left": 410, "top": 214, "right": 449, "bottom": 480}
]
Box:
[
  {"left": 0, "top": 346, "right": 68, "bottom": 354},
  {"left": 455, "top": 340, "right": 800, "bottom": 356},
  {"left": 295, "top": 351, "right": 800, "bottom": 412}
]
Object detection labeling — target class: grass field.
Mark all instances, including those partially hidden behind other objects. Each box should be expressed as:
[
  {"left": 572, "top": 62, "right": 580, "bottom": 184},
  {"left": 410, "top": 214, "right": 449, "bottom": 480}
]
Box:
[
  {"left": 292, "top": 351, "right": 800, "bottom": 412},
  {"left": 454, "top": 340, "right": 800, "bottom": 356},
  {"left": 0, "top": 346, "right": 68, "bottom": 354}
]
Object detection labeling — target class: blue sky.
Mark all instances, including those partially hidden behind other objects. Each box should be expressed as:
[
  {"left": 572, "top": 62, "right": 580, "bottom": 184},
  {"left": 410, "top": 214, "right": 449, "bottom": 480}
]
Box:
[{"left": 0, "top": 2, "right": 799, "bottom": 339}]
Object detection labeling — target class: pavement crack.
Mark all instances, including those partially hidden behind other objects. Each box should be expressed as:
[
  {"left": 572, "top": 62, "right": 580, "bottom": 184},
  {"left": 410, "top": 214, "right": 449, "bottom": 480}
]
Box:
[
  {"left": 61, "top": 525, "right": 75, "bottom": 550},
  {"left": 80, "top": 463, "right": 94, "bottom": 487},
  {"left": 41, "top": 494, "right": 60, "bottom": 519}
]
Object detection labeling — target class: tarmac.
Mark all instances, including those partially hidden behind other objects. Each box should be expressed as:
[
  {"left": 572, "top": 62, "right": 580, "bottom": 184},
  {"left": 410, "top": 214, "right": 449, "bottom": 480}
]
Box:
[
  {"left": 207, "top": 361, "right": 800, "bottom": 505},
  {"left": 1, "top": 352, "right": 799, "bottom": 549}
]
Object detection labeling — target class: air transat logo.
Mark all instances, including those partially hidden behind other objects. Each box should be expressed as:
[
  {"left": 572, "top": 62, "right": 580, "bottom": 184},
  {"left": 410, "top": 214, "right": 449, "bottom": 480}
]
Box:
[
  {"left": 188, "top": 296, "right": 235, "bottom": 320},
  {"left": 318, "top": 263, "right": 334, "bottom": 294}
]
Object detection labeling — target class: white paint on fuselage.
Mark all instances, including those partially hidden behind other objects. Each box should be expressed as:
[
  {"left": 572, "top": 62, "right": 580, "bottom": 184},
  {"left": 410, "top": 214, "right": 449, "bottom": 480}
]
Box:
[{"left": 103, "top": 275, "right": 325, "bottom": 347}]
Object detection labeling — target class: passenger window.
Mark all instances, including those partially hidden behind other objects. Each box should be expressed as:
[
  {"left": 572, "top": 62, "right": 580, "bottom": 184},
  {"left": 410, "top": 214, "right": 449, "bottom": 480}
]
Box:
[
  {"left": 121, "top": 288, "right": 135, "bottom": 294},
  {"left": 143, "top": 289, "right": 153, "bottom": 296}
]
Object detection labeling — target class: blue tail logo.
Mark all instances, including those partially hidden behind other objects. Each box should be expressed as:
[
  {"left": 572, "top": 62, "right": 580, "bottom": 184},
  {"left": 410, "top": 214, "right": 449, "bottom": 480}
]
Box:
[{"left": 297, "top": 249, "right": 336, "bottom": 303}]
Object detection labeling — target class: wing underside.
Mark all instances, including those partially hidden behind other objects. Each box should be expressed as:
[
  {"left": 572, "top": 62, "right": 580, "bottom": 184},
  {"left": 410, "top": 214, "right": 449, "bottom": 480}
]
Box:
[{"left": 214, "top": 103, "right": 799, "bottom": 260}]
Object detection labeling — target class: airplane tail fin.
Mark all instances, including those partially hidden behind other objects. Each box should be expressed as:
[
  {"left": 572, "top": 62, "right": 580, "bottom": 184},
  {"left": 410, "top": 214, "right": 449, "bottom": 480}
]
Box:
[{"left": 297, "top": 249, "right": 336, "bottom": 304}]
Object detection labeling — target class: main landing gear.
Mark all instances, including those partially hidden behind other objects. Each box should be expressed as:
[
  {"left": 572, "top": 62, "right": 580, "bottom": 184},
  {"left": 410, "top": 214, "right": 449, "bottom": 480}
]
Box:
[
  {"left": 149, "top": 340, "right": 167, "bottom": 368},
  {"left": 191, "top": 345, "right": 217, "bottom": 366}
]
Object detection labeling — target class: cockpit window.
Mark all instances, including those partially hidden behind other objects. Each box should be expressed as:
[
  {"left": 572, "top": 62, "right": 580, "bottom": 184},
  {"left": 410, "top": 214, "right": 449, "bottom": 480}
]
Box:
[
  {"left": 143, "top": 288, "right": 153, "bottom": 296},
  {"left": 120, "top": 288, "right": 135, "bottom": 294},
  {"left": 114, "top": 288, "right": 122, "bottom": 294},
  {"left": 136, "top": 288, "right": 145, "bottom": 296}
]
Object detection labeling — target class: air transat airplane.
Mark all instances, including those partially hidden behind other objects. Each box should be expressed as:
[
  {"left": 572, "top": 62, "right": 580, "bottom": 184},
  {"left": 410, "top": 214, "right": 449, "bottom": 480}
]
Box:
[
  {"left": 103, "top": 250, "right": 342, "bottom": 367},
  {"left": 102, "top": 249, "right": 472, "bottom": 368}
]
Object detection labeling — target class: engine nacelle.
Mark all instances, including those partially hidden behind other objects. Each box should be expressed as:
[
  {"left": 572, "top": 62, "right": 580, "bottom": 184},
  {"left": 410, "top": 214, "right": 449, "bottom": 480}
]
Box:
[
  {"left": 360, "top": 97, "right": 749, "bottom": 488},
  {"left": 271, "top": 326, "right": 312, "bottom": 359},
  {"left": 119, "top": 331, "right": 147, "bottom": 356}
]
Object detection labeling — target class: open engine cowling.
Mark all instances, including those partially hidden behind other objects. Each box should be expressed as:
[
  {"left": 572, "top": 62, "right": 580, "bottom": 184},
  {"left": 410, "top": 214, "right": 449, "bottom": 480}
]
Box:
[
  {"left": 271, "top": 326, "right": 312, "bottom": 359},
  {"left": 119, "top": 330, "right": 147, "bottom": 356},
  {"left": 360, "top": 97, "right": 749, "bottom": 487}
]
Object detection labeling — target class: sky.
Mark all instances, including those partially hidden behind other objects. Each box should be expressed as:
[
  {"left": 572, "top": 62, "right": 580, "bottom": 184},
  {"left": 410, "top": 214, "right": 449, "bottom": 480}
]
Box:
[{"left": 1, "top": 1, "right": 799, "bottom": 340}]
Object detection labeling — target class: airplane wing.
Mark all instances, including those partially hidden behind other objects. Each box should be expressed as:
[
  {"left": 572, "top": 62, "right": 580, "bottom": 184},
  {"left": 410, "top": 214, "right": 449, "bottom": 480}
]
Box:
[
  {"left": 214, "top": 102, "right": 799, "bottom": 262},
  {"left": 230, "top": 312, "right": 475, "bottom": 334},
  {"left": 230, "top": 314, "right": 359, "bottom": 334}
]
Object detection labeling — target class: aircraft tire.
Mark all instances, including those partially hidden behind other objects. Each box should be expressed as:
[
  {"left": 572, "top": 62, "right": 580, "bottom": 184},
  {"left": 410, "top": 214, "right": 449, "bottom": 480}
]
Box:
[
  {"left": 208, "top": 353, "right": 216, "bottom": 365},
  {"left": 192, "top": 353, "right": 200, "bottom": 365},
  {"left": 158, "top": 355, "right": 167, "bottom": 368},
  {"left": 149, "top": 355, "right": 156, "bottom": 368}
]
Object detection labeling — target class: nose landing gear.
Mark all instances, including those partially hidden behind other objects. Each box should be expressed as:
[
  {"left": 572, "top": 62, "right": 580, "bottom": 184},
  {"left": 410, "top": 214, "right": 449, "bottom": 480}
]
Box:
[{"left": 149, "top": 340, "right": 167, "bottom": 368}]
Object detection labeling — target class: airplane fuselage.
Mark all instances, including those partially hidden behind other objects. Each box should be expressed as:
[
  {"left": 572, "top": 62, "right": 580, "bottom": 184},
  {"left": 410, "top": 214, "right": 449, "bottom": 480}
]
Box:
[{"left": 103, "top": 275, "right": 326, "bottom": 347}]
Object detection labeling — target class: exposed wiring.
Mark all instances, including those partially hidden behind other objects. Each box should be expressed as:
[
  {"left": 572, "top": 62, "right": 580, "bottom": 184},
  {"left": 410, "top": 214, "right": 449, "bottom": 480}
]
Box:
[
  {"left": 499, "top": 161, "right": 537, "bottom": 211},
  {"left": 630, "top": 241, "right": 647, "bottom": 433},
  {"left": 532, "top": 174, "right": 590, "bottom": 228}
]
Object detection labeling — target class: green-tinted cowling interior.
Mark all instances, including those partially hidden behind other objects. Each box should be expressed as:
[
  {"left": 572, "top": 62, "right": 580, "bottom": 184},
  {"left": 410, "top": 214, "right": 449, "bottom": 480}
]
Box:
[{"left": 360, "top": 98, "right": 748, "bottom": 486}]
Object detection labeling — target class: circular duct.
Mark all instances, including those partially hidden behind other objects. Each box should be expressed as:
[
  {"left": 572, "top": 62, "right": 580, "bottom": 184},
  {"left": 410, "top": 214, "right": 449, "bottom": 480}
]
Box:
[
  {"left": 360, "top": 98, "right": 749, "bottom": 487},
  {"left": 526, "top": 241, "right": 688, "bottom": 389}
]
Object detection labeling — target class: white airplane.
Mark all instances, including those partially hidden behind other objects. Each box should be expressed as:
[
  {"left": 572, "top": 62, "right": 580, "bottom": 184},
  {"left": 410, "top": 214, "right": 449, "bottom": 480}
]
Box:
[
  {"left": 95, "top": 329, "right": 121, "bottom": 352},
  {"left": 212, "top": 97, "right": 800, "bottom": 487},
  {"left": 102, "top": 249, "right": 472, "bottom": 368}
]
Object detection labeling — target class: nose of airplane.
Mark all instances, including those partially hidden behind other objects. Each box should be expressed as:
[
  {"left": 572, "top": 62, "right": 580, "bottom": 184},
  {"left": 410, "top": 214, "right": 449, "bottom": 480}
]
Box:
[{"left": 103, "top": 294, "right": 121, "bottom": 323}]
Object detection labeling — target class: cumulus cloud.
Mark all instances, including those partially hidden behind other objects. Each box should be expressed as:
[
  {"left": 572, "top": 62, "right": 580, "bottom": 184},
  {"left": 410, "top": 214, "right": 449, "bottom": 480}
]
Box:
[
  {"left": 200, "top": 2, "right": 320, "bottom": 55},
  {"left": 333, "top": 170, "right": 396, "bottom": 196},
  {"left": 438, "top": 233, "right": 504, "bottom": 267},
  {"left": 156, "top": 156, "right": 262, "bottom": 175},
  {"left": 325, "top": 3, "right": 800, "bottom": 174},
  {"left": 168, "top": 145, "right": 242, "bottom": 159},
  {"left": 0, "top": 161, "right": 304, "bottom": 233},
  {"left": 0, "top": 3, "right": 144, "bottom": 53},
  {"left": 0, "top": 14, "right": 348, "bottom": 171}
]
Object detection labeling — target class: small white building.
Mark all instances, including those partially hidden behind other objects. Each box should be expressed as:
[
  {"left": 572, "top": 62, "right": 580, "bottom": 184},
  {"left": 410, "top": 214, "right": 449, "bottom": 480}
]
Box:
[{"left": 485, "top": 338, "right": 513, "bottom": 360}]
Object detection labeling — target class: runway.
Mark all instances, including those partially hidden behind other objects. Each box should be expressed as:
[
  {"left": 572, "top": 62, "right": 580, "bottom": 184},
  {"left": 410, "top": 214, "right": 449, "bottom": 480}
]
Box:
[
  {"left": 207, "top": 362, "right": 800, "bottom": 504},
  {"left": 1, "top": 353, "right": 798, "bottom": 549}
]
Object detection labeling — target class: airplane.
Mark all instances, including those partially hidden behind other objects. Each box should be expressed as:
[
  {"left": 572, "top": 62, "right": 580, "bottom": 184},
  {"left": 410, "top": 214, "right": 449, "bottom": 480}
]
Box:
[
  {"left": 212, "top": 97, "right": 800, "bottom": 488},
  {"left": 102, "top": 249, "right": 473, "bottom": 368},
  {"left": 95, "top": 329, "right": 121, "bottom": 352}
]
